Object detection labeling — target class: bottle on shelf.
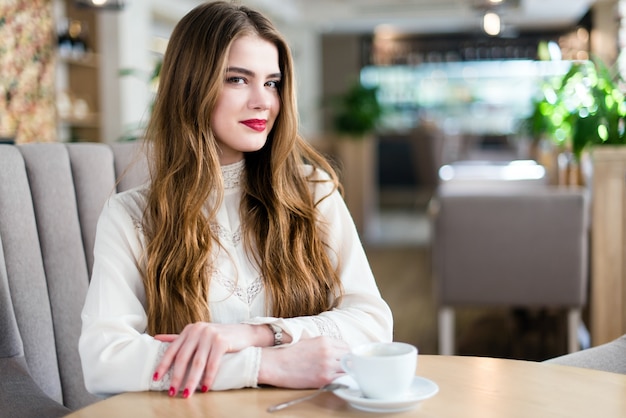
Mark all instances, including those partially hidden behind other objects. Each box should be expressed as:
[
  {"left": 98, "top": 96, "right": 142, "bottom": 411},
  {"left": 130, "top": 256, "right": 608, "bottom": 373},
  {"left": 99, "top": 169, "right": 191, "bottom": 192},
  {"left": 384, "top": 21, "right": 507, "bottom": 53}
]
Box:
[{"left": 57, "top": 18, "right": 88, "bottom": 60}]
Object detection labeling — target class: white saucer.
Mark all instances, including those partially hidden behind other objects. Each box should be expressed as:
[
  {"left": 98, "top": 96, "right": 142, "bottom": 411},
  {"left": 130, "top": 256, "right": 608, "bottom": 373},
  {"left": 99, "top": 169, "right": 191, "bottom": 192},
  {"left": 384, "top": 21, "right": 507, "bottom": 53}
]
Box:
[{"left": 332, "top": 375, "right": 439, "bottom": 413}]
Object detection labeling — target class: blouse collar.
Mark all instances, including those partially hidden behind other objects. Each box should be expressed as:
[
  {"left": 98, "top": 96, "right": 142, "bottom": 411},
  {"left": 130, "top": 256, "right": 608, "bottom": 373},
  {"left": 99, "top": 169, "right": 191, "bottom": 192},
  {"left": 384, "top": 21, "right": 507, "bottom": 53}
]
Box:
[{"left": 222, "top": 159, "right": 245, "bottom": 190}]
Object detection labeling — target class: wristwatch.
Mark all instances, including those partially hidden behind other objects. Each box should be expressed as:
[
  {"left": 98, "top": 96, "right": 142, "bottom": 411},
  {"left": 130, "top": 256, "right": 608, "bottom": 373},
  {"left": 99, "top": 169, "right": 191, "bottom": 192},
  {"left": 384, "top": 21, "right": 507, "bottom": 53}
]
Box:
[{"left": 267, "top": 323, "right": 283, "bottom": 346}]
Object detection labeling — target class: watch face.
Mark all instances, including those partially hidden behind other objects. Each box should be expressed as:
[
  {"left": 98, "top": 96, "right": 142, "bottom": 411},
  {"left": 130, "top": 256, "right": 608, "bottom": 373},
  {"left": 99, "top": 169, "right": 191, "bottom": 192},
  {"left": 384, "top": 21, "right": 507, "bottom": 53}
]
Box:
[{"left": 269, "top": 324, "right": 283, "bottom": 345}]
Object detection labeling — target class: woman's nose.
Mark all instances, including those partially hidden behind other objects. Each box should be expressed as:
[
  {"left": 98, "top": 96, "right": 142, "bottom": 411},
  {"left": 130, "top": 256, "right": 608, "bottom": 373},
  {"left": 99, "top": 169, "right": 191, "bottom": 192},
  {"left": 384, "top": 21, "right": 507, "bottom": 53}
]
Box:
[{"left": 248, "top": 85, "right": 272, "bottom": 110}]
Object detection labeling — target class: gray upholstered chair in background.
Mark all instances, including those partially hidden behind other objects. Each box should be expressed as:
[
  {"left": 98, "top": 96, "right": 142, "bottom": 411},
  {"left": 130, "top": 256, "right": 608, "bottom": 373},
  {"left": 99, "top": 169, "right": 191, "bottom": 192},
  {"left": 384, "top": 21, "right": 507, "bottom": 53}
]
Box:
[
  {"left": 431, "top": 185, "right": 589, "bottom": 356},
  {"left": 544, "top": 334, "right": 626, "bottom": 374},
  {"left": 0, "top": 142, "right": 148, "bottom": 417}
]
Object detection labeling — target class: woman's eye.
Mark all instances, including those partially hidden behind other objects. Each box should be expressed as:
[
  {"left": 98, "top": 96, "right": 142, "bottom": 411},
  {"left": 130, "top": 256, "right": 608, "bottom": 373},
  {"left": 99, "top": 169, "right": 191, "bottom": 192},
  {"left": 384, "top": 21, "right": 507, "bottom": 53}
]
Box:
[
  {"left": 227, "top": 76, "right": 246, "bottom": 84},
  {"left": 266, "top": 80, "right": 280, "bottom": 89}
]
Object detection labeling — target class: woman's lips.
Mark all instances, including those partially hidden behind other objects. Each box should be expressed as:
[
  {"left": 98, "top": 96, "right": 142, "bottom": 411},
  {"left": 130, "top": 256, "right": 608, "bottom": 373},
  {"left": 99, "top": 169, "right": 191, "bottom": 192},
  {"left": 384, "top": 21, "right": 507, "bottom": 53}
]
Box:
[{"left": 241, "top": 119, "right": 267, "bottom": 132}]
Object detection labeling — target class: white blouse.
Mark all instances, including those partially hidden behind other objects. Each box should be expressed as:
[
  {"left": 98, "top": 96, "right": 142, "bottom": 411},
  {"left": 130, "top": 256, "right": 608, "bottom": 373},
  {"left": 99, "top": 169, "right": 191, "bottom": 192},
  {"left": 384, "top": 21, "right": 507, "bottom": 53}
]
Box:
[{"left": 79, "top": 160, "right": 393, "bottom": 396}]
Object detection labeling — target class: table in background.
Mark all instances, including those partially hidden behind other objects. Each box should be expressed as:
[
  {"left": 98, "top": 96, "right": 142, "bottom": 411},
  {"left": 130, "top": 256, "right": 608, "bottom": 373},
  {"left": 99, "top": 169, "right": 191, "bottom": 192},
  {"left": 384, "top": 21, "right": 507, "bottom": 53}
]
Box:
[{"left": 66, "top": 355, "right": 626, "bottom": 417}]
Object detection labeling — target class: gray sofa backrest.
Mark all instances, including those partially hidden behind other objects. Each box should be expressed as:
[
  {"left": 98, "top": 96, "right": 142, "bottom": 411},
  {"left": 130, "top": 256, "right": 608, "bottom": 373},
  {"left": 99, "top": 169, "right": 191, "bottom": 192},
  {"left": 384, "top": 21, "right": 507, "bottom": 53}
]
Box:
[{"left": 0, "top": 142, "right": 148, "bottom": 417}]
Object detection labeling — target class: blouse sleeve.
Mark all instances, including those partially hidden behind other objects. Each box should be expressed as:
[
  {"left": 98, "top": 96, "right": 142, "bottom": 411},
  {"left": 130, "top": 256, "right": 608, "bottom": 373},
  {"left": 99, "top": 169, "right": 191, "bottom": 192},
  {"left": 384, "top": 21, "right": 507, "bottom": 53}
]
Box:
[
  {"left": 78, "top": 192, "right": 261, "bottom": 396},
  {"left": 244, "top": 169, "right": 394, "bottom": 347}
]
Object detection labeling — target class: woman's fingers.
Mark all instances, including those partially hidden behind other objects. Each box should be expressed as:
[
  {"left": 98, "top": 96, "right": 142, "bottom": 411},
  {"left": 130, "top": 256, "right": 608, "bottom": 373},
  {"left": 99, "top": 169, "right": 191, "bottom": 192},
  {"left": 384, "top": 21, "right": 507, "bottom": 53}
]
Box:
[
  {"left": 154, "top": 334, "right": 178, "bottom": 342},
  {"left": 155, "top": 323, "right": 229, "bottom": 397},
  {"left": 153, "top": 334, "right": 184, "bottom": 384},
  {"left": 153, "top": 322, "right": 253, "bottom": 397},
  {"left": 178, "top": 329, "right": 215, "bottom": 397},
  {"left": 168, "top": 330, "right": 203, "bottom": 396},
  {"left": 199, "top": 333, "right": 230, "bottom": 392}
]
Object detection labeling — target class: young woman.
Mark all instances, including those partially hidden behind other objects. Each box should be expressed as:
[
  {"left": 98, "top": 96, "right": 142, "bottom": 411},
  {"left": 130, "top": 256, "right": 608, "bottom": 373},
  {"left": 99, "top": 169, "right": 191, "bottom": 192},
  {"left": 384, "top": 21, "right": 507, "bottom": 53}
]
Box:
[{"left": 79, "top": 1, "right": 392, "bottom": 399}]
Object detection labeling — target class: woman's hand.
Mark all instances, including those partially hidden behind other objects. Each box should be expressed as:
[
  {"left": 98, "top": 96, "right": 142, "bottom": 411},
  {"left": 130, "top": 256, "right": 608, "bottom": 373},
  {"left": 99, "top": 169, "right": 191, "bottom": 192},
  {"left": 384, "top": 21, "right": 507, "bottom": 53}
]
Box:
[
  {"left": 153, "top": 322, "right": 271, "bottom": 398},
  {"left": 258, "top": 336, "right": 350, "bottom": 389}
]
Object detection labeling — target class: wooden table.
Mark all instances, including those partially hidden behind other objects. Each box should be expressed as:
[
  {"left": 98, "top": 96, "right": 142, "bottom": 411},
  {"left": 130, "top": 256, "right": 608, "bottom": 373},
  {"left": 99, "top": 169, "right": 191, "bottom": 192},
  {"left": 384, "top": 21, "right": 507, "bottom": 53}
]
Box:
[{"left": 66, "top": 355, "right": 626, "bottom": 417}]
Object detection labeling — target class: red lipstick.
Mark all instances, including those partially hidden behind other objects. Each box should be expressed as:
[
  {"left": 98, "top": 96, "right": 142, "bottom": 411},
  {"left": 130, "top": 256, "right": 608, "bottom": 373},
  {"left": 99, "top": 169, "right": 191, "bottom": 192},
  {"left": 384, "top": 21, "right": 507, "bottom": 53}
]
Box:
[{"left": 241, "top": 119, "right": 266, "bottom": 132}]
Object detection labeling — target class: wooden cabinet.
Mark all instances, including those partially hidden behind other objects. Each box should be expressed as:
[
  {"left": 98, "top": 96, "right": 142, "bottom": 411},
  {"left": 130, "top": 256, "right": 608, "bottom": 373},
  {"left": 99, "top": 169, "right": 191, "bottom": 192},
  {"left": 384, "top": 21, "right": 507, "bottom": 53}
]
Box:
[{"left": 55, "top": 0, "right": 101, "bottom": 142}]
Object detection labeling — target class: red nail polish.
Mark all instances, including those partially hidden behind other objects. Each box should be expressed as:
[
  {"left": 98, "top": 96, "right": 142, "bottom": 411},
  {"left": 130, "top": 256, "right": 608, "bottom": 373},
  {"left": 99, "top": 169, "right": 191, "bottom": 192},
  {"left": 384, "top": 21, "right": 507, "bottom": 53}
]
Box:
[
  {"left": 152, "top": 372, "right": 159, "bottom": 381},
  {"left": 182, "top": 388, "right": 190, "bottom": 399},
  {"left": 168, "top": 387, "right": 176, "bottom": 397},
  {"left": 201, "top": 385, "right": 208, "bottom": 393}
]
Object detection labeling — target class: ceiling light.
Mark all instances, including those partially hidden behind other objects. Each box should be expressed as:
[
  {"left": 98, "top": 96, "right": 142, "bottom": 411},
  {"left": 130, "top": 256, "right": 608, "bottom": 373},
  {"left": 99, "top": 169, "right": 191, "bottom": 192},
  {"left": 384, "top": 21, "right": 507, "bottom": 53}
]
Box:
[
  {"left": 483, "top": 12, "right": 501, "bottom": 36},
  {"left": 374, "top": 24, "right": 399, "bottom": 40},
  {"left": 74, "top": 0, "right": 125, "bottom": 10}
]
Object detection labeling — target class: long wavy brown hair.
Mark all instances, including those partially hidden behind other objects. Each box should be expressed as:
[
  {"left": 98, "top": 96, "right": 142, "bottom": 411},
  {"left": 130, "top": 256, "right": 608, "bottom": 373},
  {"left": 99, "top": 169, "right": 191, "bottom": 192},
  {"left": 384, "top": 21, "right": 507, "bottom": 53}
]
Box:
[{"left": 142, "top": 1, "right": 343, "bottom": 335}]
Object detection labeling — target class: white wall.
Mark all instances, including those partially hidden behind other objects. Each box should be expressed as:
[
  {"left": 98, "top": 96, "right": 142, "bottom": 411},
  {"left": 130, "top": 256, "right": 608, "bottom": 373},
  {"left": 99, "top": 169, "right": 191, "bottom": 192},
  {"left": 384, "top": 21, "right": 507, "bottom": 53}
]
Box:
[
  {"left": 98, "top": 0, "right": 152, "bottom": 143},
  {"left": 277, "top": 23, "right": 323, "bottom": 139}
]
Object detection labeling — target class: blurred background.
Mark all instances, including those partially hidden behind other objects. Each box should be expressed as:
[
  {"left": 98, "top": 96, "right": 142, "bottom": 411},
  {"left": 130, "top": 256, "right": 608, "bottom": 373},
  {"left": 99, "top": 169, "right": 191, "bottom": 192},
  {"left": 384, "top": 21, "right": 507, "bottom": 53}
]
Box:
[{"left": 2, "top": 0, "right": 625, "bottom": 360}]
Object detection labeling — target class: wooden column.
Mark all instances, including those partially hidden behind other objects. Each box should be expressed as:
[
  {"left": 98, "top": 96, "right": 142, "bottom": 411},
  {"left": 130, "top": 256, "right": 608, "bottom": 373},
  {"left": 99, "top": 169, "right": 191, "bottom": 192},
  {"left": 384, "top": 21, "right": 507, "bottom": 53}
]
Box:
[
  {"left": 335, "top": 135, "right": 378, "bottom": 240},
  {"left": 591, "top": 146, "right": 626, "bottom": 345}
]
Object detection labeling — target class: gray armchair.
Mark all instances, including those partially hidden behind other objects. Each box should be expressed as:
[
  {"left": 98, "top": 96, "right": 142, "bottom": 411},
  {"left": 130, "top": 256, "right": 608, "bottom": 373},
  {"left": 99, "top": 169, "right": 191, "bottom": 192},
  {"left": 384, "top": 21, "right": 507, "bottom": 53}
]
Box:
[
  {"left": 0, "top": 142, "right": 148, "bottom": 416},
  {"left": 431, "top": 185, "right": 589, "bottom": 356},
  {"left": 544, "top": 335, "right": 626, "bottom": 374},
  {"left": 0, "top": 232, "right": 71, "bottom": 417}
]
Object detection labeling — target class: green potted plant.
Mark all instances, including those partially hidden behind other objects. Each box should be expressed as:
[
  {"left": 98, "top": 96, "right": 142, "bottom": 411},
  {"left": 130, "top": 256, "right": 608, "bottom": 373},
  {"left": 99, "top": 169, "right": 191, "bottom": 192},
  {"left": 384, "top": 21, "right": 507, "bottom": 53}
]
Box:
[
  {"left": 528, "top": 58, "right": 626, "bottom": 160},
  {"left": 327, "top": 80, "right": 383, "bottom": 239},
  {"left": 330, "top": 80, "right": 382, "bottom": 139},
  {"left": 526, "top": 56, "right": 626, "bottom": 344}
]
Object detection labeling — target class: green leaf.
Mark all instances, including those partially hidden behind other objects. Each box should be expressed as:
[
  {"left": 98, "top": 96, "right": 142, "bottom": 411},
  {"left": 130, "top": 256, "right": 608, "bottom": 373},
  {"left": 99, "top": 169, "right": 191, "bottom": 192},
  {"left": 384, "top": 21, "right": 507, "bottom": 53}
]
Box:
[
  {"left": 329, "top": 81, "right": 382, "bottom": 137},
  {"left": 527, "top": 57, "right": 626, "bottom": 160}
]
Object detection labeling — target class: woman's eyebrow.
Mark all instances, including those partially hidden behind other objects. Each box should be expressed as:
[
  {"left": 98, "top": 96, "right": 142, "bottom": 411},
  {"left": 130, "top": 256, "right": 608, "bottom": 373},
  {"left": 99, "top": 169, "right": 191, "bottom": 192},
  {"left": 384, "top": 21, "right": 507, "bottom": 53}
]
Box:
[{"left": 226, "top": 66, "right": 282, "bottom": 79}]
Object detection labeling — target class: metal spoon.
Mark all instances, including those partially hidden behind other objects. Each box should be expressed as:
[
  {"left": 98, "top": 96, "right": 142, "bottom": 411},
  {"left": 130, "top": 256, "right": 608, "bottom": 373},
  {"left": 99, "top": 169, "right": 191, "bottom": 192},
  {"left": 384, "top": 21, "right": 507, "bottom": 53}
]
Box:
[{"left": 267, "top": 383, "right": 348, "bottom": 412}]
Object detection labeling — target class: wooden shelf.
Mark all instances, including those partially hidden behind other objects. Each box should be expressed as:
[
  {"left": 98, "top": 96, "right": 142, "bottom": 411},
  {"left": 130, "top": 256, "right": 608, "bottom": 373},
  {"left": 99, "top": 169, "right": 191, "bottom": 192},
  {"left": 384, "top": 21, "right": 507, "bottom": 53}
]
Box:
[
  {"left": 55, "top": 0, "right": 102, "bottom": 142},
  {"left": 58, "top": 52, "right": 99, "bottom": 68},
  {"left": 59, "top": 113, "right": 99, "bottom": 128}
]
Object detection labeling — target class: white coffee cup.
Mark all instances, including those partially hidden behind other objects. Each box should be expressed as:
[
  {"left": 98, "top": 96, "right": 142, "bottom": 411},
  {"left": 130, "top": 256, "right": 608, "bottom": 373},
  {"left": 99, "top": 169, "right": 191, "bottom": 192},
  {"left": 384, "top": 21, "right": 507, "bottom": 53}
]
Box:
[{"left": 340, "top": 342, "right": 417, "bottom": 400}]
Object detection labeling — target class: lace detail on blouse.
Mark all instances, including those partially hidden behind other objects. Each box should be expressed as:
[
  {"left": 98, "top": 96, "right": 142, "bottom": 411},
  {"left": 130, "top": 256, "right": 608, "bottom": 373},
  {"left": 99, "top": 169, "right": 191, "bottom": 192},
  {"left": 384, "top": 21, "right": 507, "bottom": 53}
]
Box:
[
  {"left": 312, "top": 316, "right": 342, "bottom": 340},
  {"left": 211, "top": 224, "right": 241, "bottom": 247},
  {"left": 215, "top": 275, "right": 264, "bottom": 305},
  {"left": 222, "top": 159, "right": 245, "bottom": 190},
  {"left": 130, "top": 215, "right": 144, "bottom": 234},
  {"left": 149, "top": 343, "right": 172, "bottom": 391}
]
